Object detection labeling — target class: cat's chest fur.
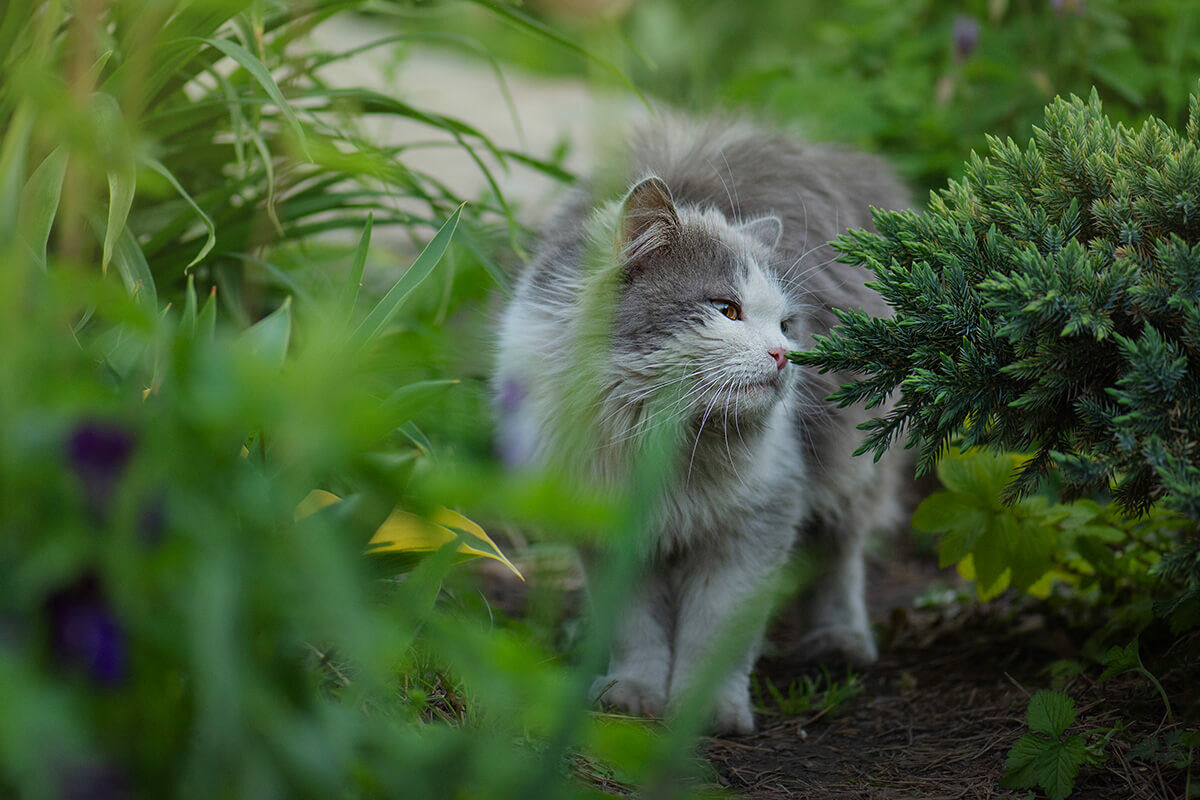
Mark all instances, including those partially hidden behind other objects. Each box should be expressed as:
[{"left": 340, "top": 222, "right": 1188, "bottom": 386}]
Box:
[{"left": 651, "top": 395, "right": 807, "bottom": 557}]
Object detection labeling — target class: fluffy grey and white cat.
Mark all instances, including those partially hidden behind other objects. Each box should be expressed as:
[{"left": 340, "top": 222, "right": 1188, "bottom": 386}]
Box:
[{"left": 494, "top": 117, "right": 912, "bottom": 734}]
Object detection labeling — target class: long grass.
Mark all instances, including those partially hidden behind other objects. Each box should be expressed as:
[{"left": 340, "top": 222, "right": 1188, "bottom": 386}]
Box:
[{"left": 0, "top": 2, "right": 728, "bottom": 798}]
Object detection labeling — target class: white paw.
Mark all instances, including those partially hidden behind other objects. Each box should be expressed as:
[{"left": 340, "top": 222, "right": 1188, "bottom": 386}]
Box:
[
  {"left": 589, "top": 675, "right": 667, "bottom": 718},
  {"left": 795, "top": 624, "right": 878, "bottom": 666},
  {"left": 670, "top": 677, "right": 757, "bottom": 736},
  {"left": 710, "top": 685, "right": 756, "bottom": 736}
]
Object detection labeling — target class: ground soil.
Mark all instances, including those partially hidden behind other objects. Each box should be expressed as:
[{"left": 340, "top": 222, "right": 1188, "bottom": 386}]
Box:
[
  {"left": 477, "top": 539, "right": 1195, "bottom": 800},
  {"left": 700, "top": 546, "right": 1194, "bottom": 800}
]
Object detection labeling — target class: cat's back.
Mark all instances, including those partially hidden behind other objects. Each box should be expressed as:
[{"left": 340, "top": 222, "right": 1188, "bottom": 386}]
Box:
[{"left": 626, "top": 116, "right": 909, "bottom": 251}]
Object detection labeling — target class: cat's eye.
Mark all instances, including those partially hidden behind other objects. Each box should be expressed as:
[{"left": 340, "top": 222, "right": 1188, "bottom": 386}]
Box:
[
  {"left": 780, "top": 320, "right": 790, "bottom": 335},
  {"left": 711, "top": 299, "right": 742, "bottom": 321}
]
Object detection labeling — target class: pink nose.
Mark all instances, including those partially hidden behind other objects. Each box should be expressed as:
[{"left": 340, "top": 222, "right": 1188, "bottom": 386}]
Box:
[{"left": 768, "top": 347, "right": 788, "bottom": 370}]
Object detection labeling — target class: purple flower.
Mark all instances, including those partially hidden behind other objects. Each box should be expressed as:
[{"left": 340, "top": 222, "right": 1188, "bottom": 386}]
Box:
[
  {"left": 44, "top": 572, "right": 127, "bottom": 686},
  {"left": 953, "top": 15, "right": 981, "bottom": 61},
  {"left": 495, "top": 378, "right": 536, "bottom": 467},
  {"left": 1052, "top": 0, "right": 1086, "bottom": 16},
  {"left": 66, "top": 421, "right": 136, "bottom": 518},
  {"left": 138, "top": 493, "right": 167, "bottom": 545},
  {"left": 58, "top": 759, "right": 131, "bottom": 800}
]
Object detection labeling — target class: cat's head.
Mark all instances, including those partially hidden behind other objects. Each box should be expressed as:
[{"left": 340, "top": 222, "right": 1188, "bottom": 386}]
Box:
[{"left": 599, "top": 175, "right": 799, "bottom": 422}]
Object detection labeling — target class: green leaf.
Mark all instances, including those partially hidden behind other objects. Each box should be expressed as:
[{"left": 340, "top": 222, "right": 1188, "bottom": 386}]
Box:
[
  {"left": 969, "top": 513, "right": 1016, "bottom": 592},
  {"left": 1027, "top": 689, "right": 1076, "bottom": 739},
  {"left": 340, "top": 212, "right": 372, "bottom": 320},
  {"left": 103, "top": 222, "right": 158, "bottom": 310},
  {"left": 351, "top": 204, "right": 462, "bottom": 348},
  {"left": 142, "top": 156, "right": 216, "bottom": 271},
  {"left": 240, "top": 297, "right": 291, "bottom": 365},
  {"left": 1002, "top": 732, "right": 1048, "bottom": 790},
  {"left": 184, "top": 274, "right": 198, "bottom": 330},
  {"left": 379, "top": 380, "right": 459, "bottom": 430},
  {"left": 1034, "top": 735, "right": 1088, "bottom": 800},
  {"left": 92, "top": 93, "right": 136, "bottom": 276},
  {"left": 192, "top": 36, "right": 310, "bottom": 159},
  {"left": 1098, "top": 640, "right": 1140, "bottom": 684},
  {"left": 197, "top": 286, "right": 217, "bottom": 341},
  {"left": 19, "top": 146, "right": 68, "bottom": 270},
  {"left": 0, "top": 103, "right": 32, "bottom": 247},
  {"left": 936, "top": 450, "right": 1020, "bottom": 505},
  {"left": 911, "top": 491, "right": 987, "bottom": 534}
]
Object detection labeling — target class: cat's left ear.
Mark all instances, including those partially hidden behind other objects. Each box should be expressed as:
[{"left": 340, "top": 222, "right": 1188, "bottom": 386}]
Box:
[
  {"left": 738, "top": 215, "right": 783, "bottom": 251},
  {"left": 618, "top": 175, "right": 681, "bottom": 260}
]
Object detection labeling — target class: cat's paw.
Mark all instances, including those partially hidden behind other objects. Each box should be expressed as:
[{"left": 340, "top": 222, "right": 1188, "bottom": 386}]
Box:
[
  {"left": 589, "top": 675, "right": 667, "bottom": 718},
  {"left": 795, "top": 625, "right": 878, "bottom": 667},
  {"left": 669, "top": 678, "right": 757, "bottom": 736},
  {"left": 709, "top": 685, "right": 756, "bottom": 736}
]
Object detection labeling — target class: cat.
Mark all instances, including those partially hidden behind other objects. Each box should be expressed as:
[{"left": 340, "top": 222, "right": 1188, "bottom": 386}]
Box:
[{"left": 494, "top": 116, "right": 912, "bottom": 734}]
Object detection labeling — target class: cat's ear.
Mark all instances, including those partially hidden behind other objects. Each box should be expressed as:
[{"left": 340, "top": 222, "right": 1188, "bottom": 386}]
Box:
[
  {"left": 738, "top": 215, "right": 782, "bottom": 251},
  {"left": 618, "top": 175, "right": 680, "bottom": 259}
]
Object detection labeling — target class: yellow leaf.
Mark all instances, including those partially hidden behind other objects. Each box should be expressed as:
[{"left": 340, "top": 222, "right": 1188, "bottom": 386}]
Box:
[
  {"left": 294, "top": 489, "right": 341, "bottom": 521},
  {"left": 293, "top": 490, "right": 523, "bottom": 581}
]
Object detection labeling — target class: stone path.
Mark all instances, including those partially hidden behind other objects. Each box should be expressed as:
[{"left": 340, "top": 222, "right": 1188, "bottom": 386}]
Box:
[{"left": 309, "top": 13, "right": 646, "bottom": 228}]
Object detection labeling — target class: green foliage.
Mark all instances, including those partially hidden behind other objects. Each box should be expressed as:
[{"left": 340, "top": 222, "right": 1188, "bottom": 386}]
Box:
[
  {"left": 426, "top": 0, "right": 1200, "bottom": 195},
  {"left": 0, "top": 1, "right": 721, "bottom": 798},
  {"left": 912, "top": 450, "right": 1194, "bottom": 624},
  {"left": 797, "top": 88, "right": 1200, "bottom": 625},
  {"left": 0, "top": 0, "right": 567, "bottom": 315},
  {"left": 1002, "top": 690, "right": 1101, "bottom": 800},
  {"left": 754, "top": 669, "right": 862, "bottom": 718}
]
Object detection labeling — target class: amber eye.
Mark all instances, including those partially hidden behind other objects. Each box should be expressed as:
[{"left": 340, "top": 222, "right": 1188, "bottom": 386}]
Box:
[{"left": 711, "top": 299, "right": 742, "bottom": 321}]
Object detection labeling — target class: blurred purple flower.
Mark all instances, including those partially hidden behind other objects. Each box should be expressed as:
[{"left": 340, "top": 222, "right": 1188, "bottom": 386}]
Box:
[
  {"left": 58, "top": 759, "right": 131, "bottom": 800},
  {"left": 67, "top": 421, "right": 136, "bottom": 518},
  {"left": 44, "top": 572, "right": 127, "bottom": 686},
  {"left": 953, "top": 15, "right": 980, "bottom": 61},
  {"left": 138, "top": 493, "right": 167, "bottom": 545},
  {"left": 1052, "top": 0, "right": 1086, "bottom": 16},
  {"left": 495, "top": 378, "right": 536, "bottom": 467}
]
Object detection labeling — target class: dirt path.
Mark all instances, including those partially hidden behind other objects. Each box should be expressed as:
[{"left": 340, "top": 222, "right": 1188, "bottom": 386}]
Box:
[
  {"left": 478, "top": 540, "right": 1188, "bottom": 800},
  {"left": 700, "top": 547, "right": 1186, "bottom": 800},
  {"left": 309, "top": 13, "right": 645, "bottom": 232}
]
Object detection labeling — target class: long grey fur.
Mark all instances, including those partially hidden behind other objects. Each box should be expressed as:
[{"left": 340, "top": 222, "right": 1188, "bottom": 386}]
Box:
[{"left": 495, "top": 115, "right": 913, "bottom": 734}]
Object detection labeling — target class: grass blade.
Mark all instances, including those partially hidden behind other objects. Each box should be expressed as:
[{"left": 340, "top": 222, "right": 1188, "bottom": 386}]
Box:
[
  {"left": 192, "top": 35, "right": 310, "bottom": 159},
  {"left": 241, "top": 296, "right": 291, "bottom": 365},
  {"left": 351, "top": 204, "right": 462, "bottom": 348},
  {"left": 20, "top": 145, "right": 68, "bottom": 270},
  {"left": 143, "top": 156, "right": 216, "bottom": 272},
  {"left": 93, "top": 93, "right": 136, "bottom": 276},
  {"left": 340, "top": 212, "right": 372, "bottom": 320},
  {"left": 197, "top": 286, "right": 218, "bottom": 340}
]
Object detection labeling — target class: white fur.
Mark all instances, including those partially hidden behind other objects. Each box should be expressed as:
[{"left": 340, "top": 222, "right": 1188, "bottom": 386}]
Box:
[{"left": 496, "top": 195, "right": 886, "bottom": 734}]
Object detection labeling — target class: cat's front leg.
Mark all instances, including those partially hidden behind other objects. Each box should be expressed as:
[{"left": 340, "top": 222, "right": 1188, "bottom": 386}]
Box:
[
  {"left": 667, "top": 551, "right": 782, "bottom": 735},
  {"left": 589, "top": 573, "right": 672, "bottom": 718},
  {"left": 796, "top": 527, "right": 877, "bottom": 666}
]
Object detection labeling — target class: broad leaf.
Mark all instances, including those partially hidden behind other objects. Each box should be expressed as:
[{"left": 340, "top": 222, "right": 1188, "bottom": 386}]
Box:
[
  {"left": 295, "top": 490, "right": 522, "bottom": 580},
  {"left": 911, "top": 490, "right": 986, "bottom": 534},
  {"left": 1027, "top": 689, "right": 1076, "bottom": 739},
  {"left": 1033, "top": 735, "right": 1088, "bottom": 800},
  {"left": 1098, "top": 640, "right": 1140, "bottom": 684}
]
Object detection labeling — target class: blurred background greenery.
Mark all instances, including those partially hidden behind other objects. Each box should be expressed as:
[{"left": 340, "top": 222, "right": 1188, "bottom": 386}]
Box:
[{"left": 2, "top": 0, "right": 1197, "bottom": 797}]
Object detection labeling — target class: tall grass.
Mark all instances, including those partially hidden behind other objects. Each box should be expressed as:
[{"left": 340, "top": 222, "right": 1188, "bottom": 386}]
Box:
[{"left": 0, "top": 1, "right": 721, "bottom": 797}]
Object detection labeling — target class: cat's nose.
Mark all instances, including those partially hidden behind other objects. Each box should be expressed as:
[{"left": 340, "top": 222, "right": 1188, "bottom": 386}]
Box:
[{"left": 768, "top": 347, "right": 788, "bottom": 370}]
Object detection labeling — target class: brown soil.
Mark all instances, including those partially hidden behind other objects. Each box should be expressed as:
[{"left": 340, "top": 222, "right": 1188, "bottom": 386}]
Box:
[
  {"left": 475, "top": 540, "right": 1195, "bottom": 800},
  {"left": 704, "top": 548, "right": 1193, "bottom": 800}
]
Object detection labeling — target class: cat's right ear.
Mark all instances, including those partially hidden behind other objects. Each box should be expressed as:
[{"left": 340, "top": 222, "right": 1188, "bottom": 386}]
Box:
[{"left": 618, "top": 175, "right": 680, "bottom": 262}]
